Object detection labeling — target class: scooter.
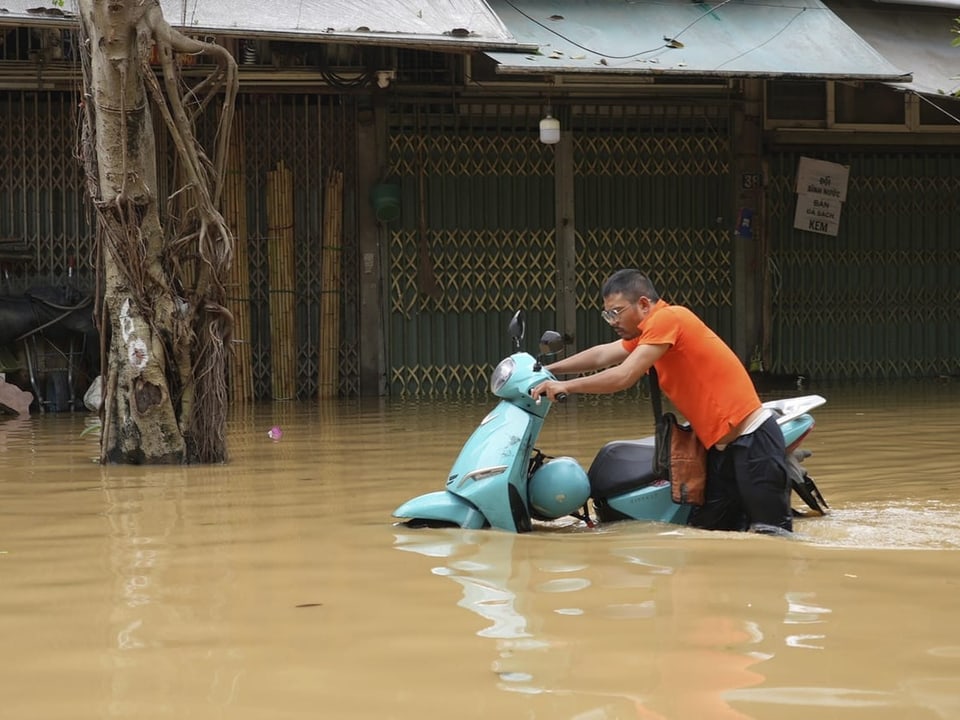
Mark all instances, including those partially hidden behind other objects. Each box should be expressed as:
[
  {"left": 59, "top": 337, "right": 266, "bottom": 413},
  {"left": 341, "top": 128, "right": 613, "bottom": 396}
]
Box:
[{"left": 393, "top": 311, "right": 828, "bottom": 533}]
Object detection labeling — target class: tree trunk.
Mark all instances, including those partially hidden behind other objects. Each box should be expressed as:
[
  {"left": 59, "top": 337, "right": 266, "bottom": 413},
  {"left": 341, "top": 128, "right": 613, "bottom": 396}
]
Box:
[{"left": 77, "top": 0, "right": 238, "bottom": 464}]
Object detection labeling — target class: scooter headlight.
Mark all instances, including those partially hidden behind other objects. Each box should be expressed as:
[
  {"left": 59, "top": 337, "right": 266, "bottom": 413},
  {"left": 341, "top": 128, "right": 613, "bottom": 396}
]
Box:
[{"left": 490, "top": 357, "right": 516, "bottom": 394}]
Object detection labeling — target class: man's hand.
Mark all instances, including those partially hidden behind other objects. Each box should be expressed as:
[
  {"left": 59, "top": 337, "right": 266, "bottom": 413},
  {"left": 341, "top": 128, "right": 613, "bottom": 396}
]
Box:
[{"left": 530, "top": 379, "right": 569, "bottom": 404}]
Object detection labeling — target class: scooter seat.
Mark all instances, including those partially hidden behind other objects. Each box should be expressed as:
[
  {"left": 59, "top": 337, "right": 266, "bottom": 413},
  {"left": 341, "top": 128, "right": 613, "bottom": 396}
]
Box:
[{"left": 587, "top": 439, "right": 660, "bottom": 500}]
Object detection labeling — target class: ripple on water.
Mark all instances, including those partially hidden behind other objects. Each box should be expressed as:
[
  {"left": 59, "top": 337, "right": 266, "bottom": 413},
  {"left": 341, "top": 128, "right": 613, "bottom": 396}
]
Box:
[{"left": 797, "top": 500, "right": 960, "bottom": 549}]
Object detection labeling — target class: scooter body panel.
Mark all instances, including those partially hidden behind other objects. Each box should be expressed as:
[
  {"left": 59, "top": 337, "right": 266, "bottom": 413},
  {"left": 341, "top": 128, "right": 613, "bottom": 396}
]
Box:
[
  {"left": 780, "top": 414, "right": 815, "bottom": 448},
  {"left": 604, "top": 486, "right": 692, "bottom": 525},
  {"left": 588, "top": 438, "right": 689, "bottom": 525},
  {"left": 446, "top": 401, "right": 542, "bottom": 532}
]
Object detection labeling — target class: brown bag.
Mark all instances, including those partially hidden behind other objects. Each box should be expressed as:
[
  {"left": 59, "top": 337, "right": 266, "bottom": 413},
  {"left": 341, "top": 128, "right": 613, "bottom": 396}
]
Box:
[{"left": 655, "top": 412, "right": 707, "bottom": 506}]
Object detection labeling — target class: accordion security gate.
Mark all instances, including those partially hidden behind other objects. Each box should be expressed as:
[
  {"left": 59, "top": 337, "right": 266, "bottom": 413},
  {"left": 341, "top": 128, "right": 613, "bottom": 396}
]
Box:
[
  {"left": 572, "top": 107, "right": 733, "bottom": 355},
  {"left": 219, "top": 95, "right": 360, "bottom": 400},
  {"left": 0, "top": 90, "right": 360, "bottom": 400},
  {"left": 385, "top": 102, "right": 732, "bottom": 397},
  {"left": 8, "top": 89, "right": 956, "bottom": 397},
  {"left": 0, "top": 92, "right": 90, "bottom": 288},
  {"left": 766, "top": 151, "right": 960, "bottom": 381},
  {"left": 386, "top": 103, "right": 557, "bottom": 397}
]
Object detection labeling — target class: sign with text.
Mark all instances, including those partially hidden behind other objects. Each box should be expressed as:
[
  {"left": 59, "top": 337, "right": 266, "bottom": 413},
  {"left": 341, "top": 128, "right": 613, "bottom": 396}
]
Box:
[
  {"left": 793, "top": 194, "right": 842, "bottom": 236},
  {"left": 795, "top": 157, "right": 850, "bottom": 201},
  {"left": 794, "top": 157, "right": 850, "bottom": 236}
]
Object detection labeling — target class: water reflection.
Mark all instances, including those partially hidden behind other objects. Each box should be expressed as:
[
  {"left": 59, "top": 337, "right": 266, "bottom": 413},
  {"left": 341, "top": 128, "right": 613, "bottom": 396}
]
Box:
[
  {"left": 0, "top": 414, "right": 30, "bottom": 452},
  {"left": 783, "top": 591, "right": 830, "bottom": 649},
  {"left": 394, "top": 526, "right": 851, "bottom": 718}
]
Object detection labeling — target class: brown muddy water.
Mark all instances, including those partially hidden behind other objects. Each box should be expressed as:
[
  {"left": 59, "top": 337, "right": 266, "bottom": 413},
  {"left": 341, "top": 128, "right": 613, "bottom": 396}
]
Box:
[{"left": 2, "top": 381, "right": 960, "bottom": 720}]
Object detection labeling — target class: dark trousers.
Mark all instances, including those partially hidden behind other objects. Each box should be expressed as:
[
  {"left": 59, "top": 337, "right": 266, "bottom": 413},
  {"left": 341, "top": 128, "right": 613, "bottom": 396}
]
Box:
[{"left": 688, "top": 415, "right": 793, "bottom": 532}]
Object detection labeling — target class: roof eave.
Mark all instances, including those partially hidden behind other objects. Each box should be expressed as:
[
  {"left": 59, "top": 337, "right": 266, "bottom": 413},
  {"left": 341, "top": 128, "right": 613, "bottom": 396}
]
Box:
[{"left": 490, "top": 65, "right": 914, "bottom": 82}]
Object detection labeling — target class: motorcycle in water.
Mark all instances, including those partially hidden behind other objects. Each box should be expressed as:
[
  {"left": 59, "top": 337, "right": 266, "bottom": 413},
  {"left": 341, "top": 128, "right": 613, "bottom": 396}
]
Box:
[{"left": 393, "top": 311, "right": 829, "bottom": 533}]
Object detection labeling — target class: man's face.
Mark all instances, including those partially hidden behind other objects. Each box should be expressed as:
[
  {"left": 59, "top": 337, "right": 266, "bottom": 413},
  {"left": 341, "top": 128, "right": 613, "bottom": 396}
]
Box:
[{"left": 601, "top": 292, "right": 652, "bottom": 340}]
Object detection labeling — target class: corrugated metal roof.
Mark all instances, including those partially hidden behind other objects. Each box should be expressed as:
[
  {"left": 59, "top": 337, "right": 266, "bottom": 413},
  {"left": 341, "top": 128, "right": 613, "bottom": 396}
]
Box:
[
  {"left": 0, "top": 0, "right": 524, "bottom": 49},
  {"left": 826, "top": 0, "right": 960, "bottom": 94},
  {"left": 483, "top": 0, "right": 911, "bottom": 81}
]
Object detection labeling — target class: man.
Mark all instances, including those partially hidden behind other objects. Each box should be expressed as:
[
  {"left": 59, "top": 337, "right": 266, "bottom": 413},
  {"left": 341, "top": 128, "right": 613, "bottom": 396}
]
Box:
[{"left": 530, "top": 269, "right": 792, "bottom": 533}]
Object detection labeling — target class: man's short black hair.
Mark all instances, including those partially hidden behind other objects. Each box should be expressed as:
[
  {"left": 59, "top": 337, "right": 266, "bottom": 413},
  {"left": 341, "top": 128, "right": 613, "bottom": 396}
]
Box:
[{"left": 601, "top": 269, "right": 660, "bottom": 302}]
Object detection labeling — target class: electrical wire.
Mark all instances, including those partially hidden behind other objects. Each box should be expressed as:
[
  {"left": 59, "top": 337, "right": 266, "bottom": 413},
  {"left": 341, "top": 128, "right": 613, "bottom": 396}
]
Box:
[
  {"left": 712, "top": 6, "right": 806, "bottom": 69},
  {"left": 500, "top": 0, "right": 828, "bottom": 75},
  {"left": 502, "top": 0, "right": 667, "bottom": 58},
  {"left": 501, "top": 0, "right": 738, "bottom": 60},
  {"left": 656, "top": 0, "right": 739, "bottom": 43},
  {"left": 915, "top": 91, "right": 960, "bottom": 125}
]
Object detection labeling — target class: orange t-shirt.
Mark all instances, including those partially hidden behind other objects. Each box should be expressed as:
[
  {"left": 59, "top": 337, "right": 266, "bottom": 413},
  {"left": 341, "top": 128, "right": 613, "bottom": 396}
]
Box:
[{"left": 622, "top": 300, "right": 760, "bottom": 448}]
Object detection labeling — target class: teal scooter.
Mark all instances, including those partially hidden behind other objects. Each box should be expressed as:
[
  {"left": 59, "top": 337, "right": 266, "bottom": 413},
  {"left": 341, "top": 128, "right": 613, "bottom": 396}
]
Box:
[
  {"left": 393, "top": 311, "right": 828, "bottom": 532},
  {"left": 393, "top": 311, "right": 590, "bottom": 532}
]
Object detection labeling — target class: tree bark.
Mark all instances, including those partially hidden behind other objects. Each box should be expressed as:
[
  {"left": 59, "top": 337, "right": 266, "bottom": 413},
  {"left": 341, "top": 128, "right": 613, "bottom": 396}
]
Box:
[{"left": 77, "top": 0, "right": 238, "bottom": 464}]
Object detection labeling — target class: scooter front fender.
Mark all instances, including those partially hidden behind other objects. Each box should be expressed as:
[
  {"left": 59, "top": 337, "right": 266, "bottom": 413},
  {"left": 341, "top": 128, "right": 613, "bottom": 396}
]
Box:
[{"left": 393, "top": 491, "right": 488, "bottom": 529}]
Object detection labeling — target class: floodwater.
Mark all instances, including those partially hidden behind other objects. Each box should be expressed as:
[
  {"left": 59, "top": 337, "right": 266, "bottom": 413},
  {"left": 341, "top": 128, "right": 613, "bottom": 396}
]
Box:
[{"left": 2, "top": 380, "right": 960, "bottom": 720}]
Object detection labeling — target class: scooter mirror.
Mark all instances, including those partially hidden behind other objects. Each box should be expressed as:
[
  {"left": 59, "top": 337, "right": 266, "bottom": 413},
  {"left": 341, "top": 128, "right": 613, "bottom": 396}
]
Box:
[
  {"left": 538, "top": 330, "right": 564, "bottom": 356},
  {"left": 508, "top": 310, "right": 525, "bottom": 347}
]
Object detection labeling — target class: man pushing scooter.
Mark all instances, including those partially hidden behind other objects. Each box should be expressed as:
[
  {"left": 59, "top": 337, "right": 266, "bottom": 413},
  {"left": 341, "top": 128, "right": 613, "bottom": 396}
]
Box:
[{"left": 530, "top": 268, "right": 793, "bottom": 534}]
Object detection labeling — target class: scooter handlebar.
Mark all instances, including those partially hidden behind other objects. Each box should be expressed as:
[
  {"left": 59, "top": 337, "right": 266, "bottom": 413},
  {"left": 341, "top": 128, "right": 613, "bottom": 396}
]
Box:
[{"left": 530, "top": 389, "right": 567, "bottom": 405}]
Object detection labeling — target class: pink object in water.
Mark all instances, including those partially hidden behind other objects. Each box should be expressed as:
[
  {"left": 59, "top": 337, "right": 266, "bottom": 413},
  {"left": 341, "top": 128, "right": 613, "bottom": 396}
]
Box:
[{"left": 267, "top": 426, "right": 283, "bottom": 441}]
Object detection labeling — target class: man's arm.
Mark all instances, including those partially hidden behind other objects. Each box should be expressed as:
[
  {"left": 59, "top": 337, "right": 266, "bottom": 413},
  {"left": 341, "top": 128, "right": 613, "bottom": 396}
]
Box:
[
  {"left": 547, "top": 340, "right": 629, "bottom": 375},
  {"left": 532, "top": 342, "right": 670, "bottom": 401}
]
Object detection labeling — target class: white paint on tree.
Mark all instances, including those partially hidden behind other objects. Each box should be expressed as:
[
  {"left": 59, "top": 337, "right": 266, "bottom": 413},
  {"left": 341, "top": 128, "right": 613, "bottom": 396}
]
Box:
[
  {"left": 120, "top": 298, "right": 135, "bottom": 343},
  {"left": 127, "top": 338, "right": 149, "bottom": 369}
]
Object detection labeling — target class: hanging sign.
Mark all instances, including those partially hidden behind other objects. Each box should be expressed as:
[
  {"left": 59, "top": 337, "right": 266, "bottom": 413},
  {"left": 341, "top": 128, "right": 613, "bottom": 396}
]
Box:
[
  {"left": 793, "top": 157, "right": 850, "bottom": 237},
  {"left": 793, "top": 195, "right": 843, "bottom": 235},
  {"left": 795, "top": 157, "right": 850, "bottom": 201}
]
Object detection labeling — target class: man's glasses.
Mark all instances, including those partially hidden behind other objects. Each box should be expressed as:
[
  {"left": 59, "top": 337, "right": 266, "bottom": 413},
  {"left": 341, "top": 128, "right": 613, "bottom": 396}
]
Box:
[{"left": 601, "top": 306, "right": 627, "bottom": 325}]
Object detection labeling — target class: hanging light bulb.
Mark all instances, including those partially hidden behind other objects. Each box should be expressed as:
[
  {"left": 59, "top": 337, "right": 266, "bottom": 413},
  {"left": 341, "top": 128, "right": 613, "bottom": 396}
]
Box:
[{"left": 539, "top": 111, "right": 560, "bottom": 144}]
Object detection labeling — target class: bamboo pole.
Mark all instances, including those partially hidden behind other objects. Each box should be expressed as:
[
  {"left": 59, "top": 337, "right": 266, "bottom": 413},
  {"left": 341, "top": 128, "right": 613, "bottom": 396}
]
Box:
[
  {"left": 267, "top": 160, "right": 297, "bottom": 400},
  {"left": 318, "top": 170, "right": 343, "bottom": 398},
  {"left": 223, "top": 110, "right": 253, "bottom": 402}
]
